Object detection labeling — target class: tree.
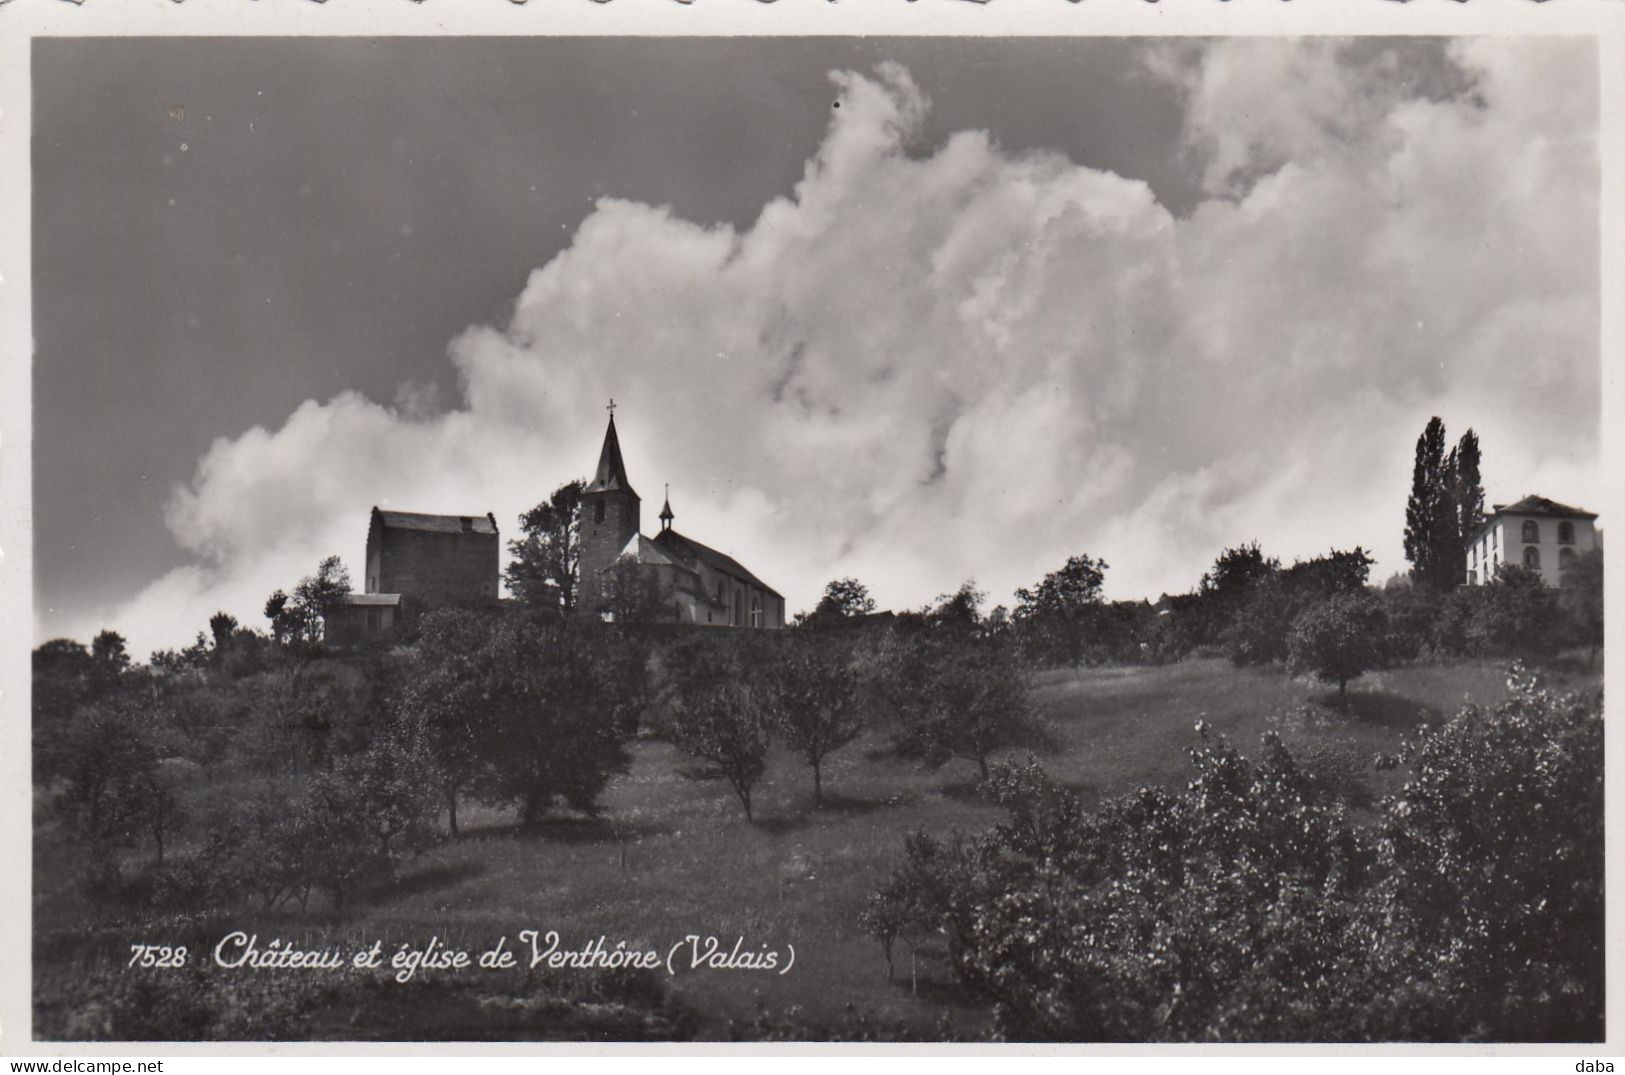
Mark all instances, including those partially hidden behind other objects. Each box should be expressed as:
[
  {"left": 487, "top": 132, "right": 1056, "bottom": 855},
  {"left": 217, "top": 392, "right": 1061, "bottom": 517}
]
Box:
[
  {"left": 764, "top": 635, "right": 866, "bottom": 806},
  {"left": 326, "top": 731, "right": 442, "bottom": 862},
  {"left": 291, "top": 555, "right": 352, "bottom": 644},
  {"left": 1404, "top": 418, "right": 1482, "bottom": 590},
  {"left": 1193, "top": 542, "right": 1276, "bottom": 643},
  {"left": 91, "top": 630, "right": 131, "bottom": 678},
  {"left": 924, "top": 580, "right": 988, "bottom": 634},
  {"left": 208, "top": 612, "right": 239, "bottom": 653},
  {"left": 601, "top": 557, "right": 674, "bottom": 626},
  {"left": 1012, "top": 555, "right": 1108, "bottom": 670},
  {"left": 263, "top": 590, "right": 298, "bottom": 646},
  {"left": 1559, "top": 547, "right": 1603, "bottom": 667},
  {"left": 37, "top": 698, "right": 175, "bottom": 868},
  {"left": 1219, "top": 574, "right": 1294, "bottom": 667},
  {"left": 859, "top": 830, "right": 962, "bottom": 991},
  {"left": 470, "top": 618, "right": 644, "bottom": 826},
  {"left": 397, "top": 609, "right": 497, "bottom": 836},
  {"left": 801, "top": 577, "right": 876, "bottom": 626},
  {"left": 1201, "top": 542, "right": 1278, "bottom": 602},
  {"left": 505, "top": 479, "right": 584, "bottom": 612},
  {"left": 265, "top": 556, "right": 352, "bottom": 648},
  {"left": 1221, "top": 548, "right": 1376, "bottom": 668},
  {"left": 1286, "top": 593, "right": 1389, "bottom": 698},
  {"left": 667, "top": 635, "right": 771, "bottom": 821},
  {"left": 877, "top": 630, "right": 1042, "bottom": 781},
  {"left": 1466, "top": 562, "right": 1560, "bottom": 660},
  {"left": 1450, "top": 428, "right": 1485, "bottom": 552}
]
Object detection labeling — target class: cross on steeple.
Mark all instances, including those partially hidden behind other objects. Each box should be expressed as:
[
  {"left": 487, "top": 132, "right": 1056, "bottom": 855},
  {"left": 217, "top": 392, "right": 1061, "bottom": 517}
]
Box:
[{"left": 606, "top": 398, "right": 617, "bottom": 417}]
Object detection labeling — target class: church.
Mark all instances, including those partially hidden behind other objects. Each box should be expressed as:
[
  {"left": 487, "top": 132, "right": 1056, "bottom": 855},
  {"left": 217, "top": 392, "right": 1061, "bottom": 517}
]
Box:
[{"left": 577, "top": 407, "right": 785, "bottom": 629}]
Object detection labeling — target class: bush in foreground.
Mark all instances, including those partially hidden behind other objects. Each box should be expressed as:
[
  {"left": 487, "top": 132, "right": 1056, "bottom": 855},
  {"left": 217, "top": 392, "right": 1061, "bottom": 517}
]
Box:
[{"left": 863, "top": 668, "right": 1602, "bottom": 1042}]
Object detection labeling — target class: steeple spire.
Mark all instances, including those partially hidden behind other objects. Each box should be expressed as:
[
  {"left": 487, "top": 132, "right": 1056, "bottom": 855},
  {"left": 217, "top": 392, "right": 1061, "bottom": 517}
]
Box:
[
  {"left": 584, "top": 404, "right": 637, "bottom": 498},
  {"left": 659, "top": 484, "right": 674, "bottom": 532}
]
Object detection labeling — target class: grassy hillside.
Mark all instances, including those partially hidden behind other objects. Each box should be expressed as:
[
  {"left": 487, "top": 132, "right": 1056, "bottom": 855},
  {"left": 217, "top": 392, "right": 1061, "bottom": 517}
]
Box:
[{"left": 34, "top": 655, "right": 1598, "bottom": 1040}]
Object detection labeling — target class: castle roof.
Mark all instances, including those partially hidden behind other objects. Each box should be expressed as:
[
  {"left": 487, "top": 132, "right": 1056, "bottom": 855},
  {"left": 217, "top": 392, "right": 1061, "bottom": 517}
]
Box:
[
  {"left": 652, "top": 527, "right": 782, "bottom": 598},
  {"left": 584, "top": 415, "right": 638, "bottom": 498},
  {"left": 336, "top": 592, "right": 403, "bottom": 607},
  {"left": 1489, "top": 495, "right": 1597, "bottom": 520},
  {"left": 372, "top": 508, "right": 498, "bottom": 535}
]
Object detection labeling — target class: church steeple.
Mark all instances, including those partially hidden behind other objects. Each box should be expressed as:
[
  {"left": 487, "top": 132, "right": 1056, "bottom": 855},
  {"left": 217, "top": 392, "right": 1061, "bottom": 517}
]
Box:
[
  {"left": 659, "top": 484, "right": 674, "bottom": 532},
  {"left": 585, "top": 401, "right": 637, "bottom": 498},
  {"left": 576, "top": 401, "right": 642, "bottom": 618}
]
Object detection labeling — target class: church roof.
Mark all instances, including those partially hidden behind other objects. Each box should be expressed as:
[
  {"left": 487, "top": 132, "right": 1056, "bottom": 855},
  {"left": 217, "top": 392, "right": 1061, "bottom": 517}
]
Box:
[
  {"left": 617, "top": 533, "right": 692, "bottom": 573},
  {"left": 373, "top": 508, "right": 498, "bottom": 535},
  {"left": 1490, "top": 495, "right": 1596, "bottom": 520},
  {"left": 584, "top": 415, "right": 638, "bottom": 498},
  {"left": 652, "top": 528, "right": 781, "bottom": 598}
]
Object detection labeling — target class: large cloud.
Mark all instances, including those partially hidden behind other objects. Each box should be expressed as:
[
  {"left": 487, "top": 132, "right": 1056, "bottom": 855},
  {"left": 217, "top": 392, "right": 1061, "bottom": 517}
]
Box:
[{"left": 80, "top": 41, "right": 1599, "bottom": 656}]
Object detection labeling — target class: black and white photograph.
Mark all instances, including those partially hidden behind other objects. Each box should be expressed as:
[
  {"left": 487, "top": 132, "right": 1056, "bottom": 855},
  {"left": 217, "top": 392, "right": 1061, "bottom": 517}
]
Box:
[{"left": 6, "top": 7, "right": 1619, "bottom": 1052}]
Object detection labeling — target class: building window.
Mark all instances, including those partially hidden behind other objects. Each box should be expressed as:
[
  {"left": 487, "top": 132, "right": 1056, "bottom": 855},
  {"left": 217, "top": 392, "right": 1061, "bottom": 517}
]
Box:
[
  {"left": 1558, "top": 521, "right": 1575, "bottom": 545},
  {"left": 1467, "top": 569, "right": 1477, "bottom": 585},
  {"left": 735, "top": 590, "right": 743, "bottom": 626},
  {"left": 1522, "top": 520, "right": 1539, "bottom": 544},
  {"left": 1523, "top": 546, "right": 1541, "bottom": 571},
  {"left": 1560, "top": 546, "right": 1577, "bottom": 571},
  {"left": 594, "top": 500, "right": 606, "bottom": 525}
]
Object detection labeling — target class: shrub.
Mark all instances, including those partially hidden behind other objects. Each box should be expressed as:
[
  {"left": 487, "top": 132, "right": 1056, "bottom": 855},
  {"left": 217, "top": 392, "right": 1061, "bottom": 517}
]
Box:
[{"left": 862, "top": 674, "right": 1602, "bottom": 1041}]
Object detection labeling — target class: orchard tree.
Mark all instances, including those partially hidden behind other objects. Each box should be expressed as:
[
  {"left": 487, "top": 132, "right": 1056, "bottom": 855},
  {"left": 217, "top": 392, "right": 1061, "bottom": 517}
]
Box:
[
  {"left": 472, "top": 618, "right": 644, "bottom": 826},
  {"left": 666, "top": 635, "right": 771, "bottom": 821},
  {"left": 506, "top": 479, "right": 584, "bottom": 613},
  {"left": 765, "top": 635, "right": 866, "bottom": 806},
  {"left": 325, "top": 731, "right": 442, "bottom": 862},
  {"left": 1012, "top": 555, "right": 1108, "bottom": 670},
  {"left": 397, "top": 609, "right": 497, "bottom": 836},
  {"left": 876, "top": 630, "right": 1042, "bottom": 781},
  {"left": 1287, "top": 593, "right": 1389, "bottom": 698}
]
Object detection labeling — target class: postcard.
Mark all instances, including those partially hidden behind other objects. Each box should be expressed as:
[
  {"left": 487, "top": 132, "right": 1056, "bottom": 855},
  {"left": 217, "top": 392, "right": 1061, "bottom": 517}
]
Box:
[{"left": 2, "top": 0, "right": 1620, "bottom": 1056}]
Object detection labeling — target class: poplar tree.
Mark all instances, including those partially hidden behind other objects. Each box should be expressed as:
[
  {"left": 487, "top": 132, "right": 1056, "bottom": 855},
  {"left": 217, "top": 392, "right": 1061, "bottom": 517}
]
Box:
[{"left": 1404, "top": 418, "right": 1484, "bottom": 590}]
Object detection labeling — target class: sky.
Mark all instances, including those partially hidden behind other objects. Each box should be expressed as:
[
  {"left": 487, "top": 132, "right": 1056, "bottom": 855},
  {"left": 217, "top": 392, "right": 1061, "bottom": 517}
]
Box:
[{"left": 32, "top": 36, "right": 1600, "bottom": 658}]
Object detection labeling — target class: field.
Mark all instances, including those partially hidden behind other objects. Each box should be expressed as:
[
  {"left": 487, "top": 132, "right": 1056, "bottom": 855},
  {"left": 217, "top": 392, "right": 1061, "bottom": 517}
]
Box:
[{"left": 32, "top": 655, "right": 1600, "bottom": 1040}]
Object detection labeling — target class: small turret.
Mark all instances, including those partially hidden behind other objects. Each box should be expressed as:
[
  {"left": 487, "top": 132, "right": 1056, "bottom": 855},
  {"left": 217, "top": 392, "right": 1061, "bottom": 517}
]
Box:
[{"left": 659, "top": 484, "right": 674, "bottom": 532}]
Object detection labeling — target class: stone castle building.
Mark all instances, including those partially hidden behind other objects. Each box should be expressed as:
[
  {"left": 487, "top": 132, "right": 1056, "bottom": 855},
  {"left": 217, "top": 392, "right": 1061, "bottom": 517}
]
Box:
[
  {"left": 1464, "top": 494, "right": 1599, "bottom": 587},
  {"left": 577, "top": 411, "right": 785, "bottom": 628},
  {"left": 326, "top": 507, "right": 500, "bottom": 643}
]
